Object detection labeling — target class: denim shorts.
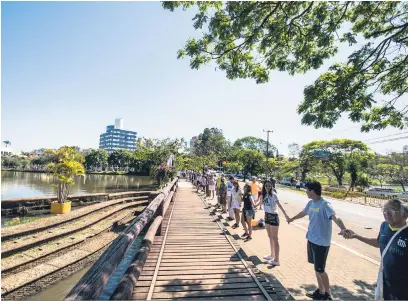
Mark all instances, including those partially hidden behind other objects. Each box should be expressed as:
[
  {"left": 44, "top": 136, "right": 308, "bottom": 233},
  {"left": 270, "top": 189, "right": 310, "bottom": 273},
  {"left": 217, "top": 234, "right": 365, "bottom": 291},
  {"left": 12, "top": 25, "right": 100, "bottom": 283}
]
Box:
[{"left": 243, "top": 209, "right": 255, "bottom": 218}]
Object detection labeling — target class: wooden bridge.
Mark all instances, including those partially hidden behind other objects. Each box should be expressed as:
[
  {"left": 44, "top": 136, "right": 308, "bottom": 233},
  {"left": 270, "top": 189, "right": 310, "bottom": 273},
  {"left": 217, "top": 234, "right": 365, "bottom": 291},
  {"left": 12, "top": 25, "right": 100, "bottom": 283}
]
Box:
[{"left": 66, "top": 179, "right": 277, "bottom": 300}]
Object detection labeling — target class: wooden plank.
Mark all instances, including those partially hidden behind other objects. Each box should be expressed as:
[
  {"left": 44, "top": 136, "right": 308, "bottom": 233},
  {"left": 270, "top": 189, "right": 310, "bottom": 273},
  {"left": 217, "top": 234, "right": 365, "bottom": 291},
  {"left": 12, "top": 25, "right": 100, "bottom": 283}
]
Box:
[
  {"left": 145, "top": 265, "right": 246, "bottom": 271},
  {"left": 143, "top": 268, "right": 249, "bottom": 276},
  {"left": 159, "top": 256, "right": 239, "bottom": 260},
  {"left": 149, "top": 251, "right": 235, "bottom": 256},
  {"left": 135, "top": 277, "right": 262, "bottom": 287},
  {"left": 136, "top": 282, "right": 259, "bottom": 293},
  {"left": 148, "top": 256, "right": 239, "bottom": 262},
  {"left": 138, "top": 272, "right": 252, "bottom": 281},
  {"left": 143, "top": 261, "right": 244, "bottom": 267},
  {"left": 151, "top": 288, "right": 262, "bottom": 299}
]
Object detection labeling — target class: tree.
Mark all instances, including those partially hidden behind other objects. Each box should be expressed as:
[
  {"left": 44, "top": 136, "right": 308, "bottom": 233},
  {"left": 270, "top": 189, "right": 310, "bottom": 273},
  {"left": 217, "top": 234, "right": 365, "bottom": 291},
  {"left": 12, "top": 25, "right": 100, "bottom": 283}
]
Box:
[
  {"left": 288, "top": 143, "right": 301, "bottom": 159},
  {"left": 233, "top": 136, "right": 276, "bottom": 157},
  {"left": 368, "top": 162, "right": 388, "bottom": 187},
  {"left": 194, "top": 128, "right": 229, "bottom": 158},
  {"left": 236, "top": 149, "right": 265, "bottom": 178},
  {"left": 223, "top": 161, "right": 243, "bottom": 173},
  {"left": 163, "top": 2, "right": 408, "bottom": 132},
  {"left": 301, "top": 139, "right": 370, "bottom": 186},
  {"left": 85, "top": 149, "right": 109, "bottom": 169},
  {"left": 378, "top": 163, "right": 408, "bottom": 192},
  {"left": 108, "top": 149, "right": 132, "bottom": 168},
  {"left": 3, "top": 140, "right": 11, "bottom": 148},
  {"left": 378, "top": 151, "right": 408, "bottom": 191},
  {"left": 46, "top": 147, "right": 85, "bottom": 204}
]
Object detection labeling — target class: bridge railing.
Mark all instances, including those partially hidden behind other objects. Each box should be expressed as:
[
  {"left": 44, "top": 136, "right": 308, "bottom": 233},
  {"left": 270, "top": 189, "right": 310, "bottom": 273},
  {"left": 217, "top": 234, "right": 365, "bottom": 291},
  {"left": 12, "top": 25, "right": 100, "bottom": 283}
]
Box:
[{"left": 65, "top": 178, "right": 178, "bottom": 301}]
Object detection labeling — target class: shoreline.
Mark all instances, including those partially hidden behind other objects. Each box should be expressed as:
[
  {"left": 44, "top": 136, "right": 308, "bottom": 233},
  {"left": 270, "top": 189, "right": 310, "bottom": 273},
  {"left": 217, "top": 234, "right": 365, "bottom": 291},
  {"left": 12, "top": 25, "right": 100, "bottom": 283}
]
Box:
[{"left": 1, "top": 168, "right": 150, "bottom": 176}]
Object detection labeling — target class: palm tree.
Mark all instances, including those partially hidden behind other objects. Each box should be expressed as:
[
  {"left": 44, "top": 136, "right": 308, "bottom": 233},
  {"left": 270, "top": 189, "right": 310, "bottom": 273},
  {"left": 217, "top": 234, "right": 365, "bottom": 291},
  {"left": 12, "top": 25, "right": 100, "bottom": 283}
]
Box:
[{"left": 3, "top": 140, "right": 11, "bottom": 148}]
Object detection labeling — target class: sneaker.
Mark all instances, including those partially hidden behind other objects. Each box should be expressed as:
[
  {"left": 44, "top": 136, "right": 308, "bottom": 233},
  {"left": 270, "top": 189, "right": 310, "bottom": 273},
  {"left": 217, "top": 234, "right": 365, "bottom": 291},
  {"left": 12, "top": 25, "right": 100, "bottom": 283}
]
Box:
[
  {"left": 268, "top": 260, "right": 280, "bottom": 266},
  {"left": 306, "top": 289, "right": 323, "bottom": 300},
  {"left": 241, "top": 232, "right": 249, "bottom": 237},
  {"left": 322, "top": 293, "right": 332, "bottom": 300},
  {"left": 231, "top": 223, "right": 239, "bottom": 229},
  {"left": 263, "top": 255, "right": 274, "bottom": 261},
  {"left": 244, "top": 236, "right": 252, "bottom": 241}
]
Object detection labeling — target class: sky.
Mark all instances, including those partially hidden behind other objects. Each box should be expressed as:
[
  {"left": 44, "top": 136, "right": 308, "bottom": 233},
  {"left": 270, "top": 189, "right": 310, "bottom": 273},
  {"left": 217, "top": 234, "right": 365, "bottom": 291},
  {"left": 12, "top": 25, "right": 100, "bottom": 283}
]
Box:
[{"left": 2, "top": 1, "right": 408, "bottom": 156}]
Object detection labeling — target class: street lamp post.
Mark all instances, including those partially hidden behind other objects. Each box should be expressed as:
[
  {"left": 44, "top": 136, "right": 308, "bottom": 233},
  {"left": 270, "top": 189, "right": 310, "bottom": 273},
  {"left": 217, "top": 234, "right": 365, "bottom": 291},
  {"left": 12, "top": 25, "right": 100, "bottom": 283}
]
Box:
[{"left": 263, "top": 129, "right": 273, "bottom": 178}]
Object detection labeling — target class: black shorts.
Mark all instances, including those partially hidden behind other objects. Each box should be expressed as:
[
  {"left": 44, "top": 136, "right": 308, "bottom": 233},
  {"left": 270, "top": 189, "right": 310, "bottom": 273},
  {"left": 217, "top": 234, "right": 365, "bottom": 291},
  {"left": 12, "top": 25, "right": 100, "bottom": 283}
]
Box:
[
  {"left": 264, "top": 212, "right": 279, "bottom": 226},
  {"left": 307, "top": 241, "right": 330, "bottom": 273}
]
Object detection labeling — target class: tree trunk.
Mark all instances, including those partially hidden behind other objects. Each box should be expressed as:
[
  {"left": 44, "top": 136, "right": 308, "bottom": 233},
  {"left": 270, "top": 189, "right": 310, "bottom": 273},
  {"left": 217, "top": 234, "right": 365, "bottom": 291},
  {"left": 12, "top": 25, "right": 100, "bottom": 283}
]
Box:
[{"left": 400, "top": 182, "right": 406, "bottom": 192}]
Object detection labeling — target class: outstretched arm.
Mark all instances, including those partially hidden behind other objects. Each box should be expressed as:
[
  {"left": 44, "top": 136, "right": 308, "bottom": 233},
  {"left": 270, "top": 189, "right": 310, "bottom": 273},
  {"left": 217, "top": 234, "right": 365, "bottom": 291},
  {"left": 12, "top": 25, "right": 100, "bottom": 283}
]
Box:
[
  {"left": 342, "top": 229, "right": 380, "bottom": 248},
  {"left": 332, "top": 215, "right": 347, "bottom": 234},
  {"left": 288, "top": 211, "right": 307, "bottom": 223},
  {"left": 277, "top": 201, "right": 289, "bottom": 220}
]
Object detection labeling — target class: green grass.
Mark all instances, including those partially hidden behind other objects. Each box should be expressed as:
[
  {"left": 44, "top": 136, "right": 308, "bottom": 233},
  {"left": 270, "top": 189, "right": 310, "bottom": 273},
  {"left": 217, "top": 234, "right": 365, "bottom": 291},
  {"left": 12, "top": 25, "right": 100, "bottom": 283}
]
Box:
[{"left": 3, "top": 216, "right": 44, "bottom": 227}]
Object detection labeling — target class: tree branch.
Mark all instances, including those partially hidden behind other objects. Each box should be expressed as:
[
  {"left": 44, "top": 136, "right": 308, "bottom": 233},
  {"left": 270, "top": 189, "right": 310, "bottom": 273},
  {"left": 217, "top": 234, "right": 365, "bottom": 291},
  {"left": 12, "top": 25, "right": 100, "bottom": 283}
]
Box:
[{"left": 206, "top": 2, "right": 282, "bottom": 59}]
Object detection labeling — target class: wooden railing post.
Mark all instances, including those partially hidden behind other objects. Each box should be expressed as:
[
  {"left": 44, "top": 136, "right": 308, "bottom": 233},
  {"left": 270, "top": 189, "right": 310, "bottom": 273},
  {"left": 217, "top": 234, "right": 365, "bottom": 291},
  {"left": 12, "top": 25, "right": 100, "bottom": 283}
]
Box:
[{"left": 156, "top": 201, "right": 164, "bottom": 236}]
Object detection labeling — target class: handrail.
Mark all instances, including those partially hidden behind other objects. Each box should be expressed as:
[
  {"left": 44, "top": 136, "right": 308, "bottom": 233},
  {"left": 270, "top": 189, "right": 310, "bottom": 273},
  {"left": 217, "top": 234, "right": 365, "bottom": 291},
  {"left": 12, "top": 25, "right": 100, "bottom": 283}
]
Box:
[{"left": 65, "top": 178, "right": 178, "bottom": 301}]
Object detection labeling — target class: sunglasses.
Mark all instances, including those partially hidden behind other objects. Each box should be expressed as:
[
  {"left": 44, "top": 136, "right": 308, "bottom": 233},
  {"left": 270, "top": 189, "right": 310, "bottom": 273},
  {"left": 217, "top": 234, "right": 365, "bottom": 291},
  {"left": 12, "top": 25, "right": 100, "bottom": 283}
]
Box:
[{"left": 382, "top": 208, "right": 400, "bottom": 217}]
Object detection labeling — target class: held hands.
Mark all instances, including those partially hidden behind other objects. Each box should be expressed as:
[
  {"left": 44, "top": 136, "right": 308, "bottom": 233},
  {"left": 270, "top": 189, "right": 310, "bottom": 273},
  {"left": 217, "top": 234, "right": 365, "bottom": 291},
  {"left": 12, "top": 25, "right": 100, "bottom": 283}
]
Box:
[
  {"left": 286, "top": 216, "right": 293, "bottom": 224},
  {"left": 339, "top": 229, "right": 356, "bottom": 239}
]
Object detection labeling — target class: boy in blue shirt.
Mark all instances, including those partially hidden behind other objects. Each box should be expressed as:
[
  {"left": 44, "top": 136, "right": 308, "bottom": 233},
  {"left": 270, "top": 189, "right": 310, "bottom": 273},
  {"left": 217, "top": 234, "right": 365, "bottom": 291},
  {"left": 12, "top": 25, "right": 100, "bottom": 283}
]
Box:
[{"left": 287, "top": 181, "right": 347, "bottom": 300}]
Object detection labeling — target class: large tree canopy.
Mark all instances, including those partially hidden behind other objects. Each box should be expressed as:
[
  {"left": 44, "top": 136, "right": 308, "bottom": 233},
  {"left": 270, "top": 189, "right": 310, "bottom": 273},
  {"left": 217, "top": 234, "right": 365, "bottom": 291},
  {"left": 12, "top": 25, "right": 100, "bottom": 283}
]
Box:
[
  {"left": 163, "top": 1, "right": 408, "bottom": 132},
  {"left": 233, "top": 136, "right": 276, "bottom": 157},
  {"left": 300, "top": 139, "right": 371, "bottom": 185},
  {"left": 194, "top": 127, "right": 229, "bottom": 157}
]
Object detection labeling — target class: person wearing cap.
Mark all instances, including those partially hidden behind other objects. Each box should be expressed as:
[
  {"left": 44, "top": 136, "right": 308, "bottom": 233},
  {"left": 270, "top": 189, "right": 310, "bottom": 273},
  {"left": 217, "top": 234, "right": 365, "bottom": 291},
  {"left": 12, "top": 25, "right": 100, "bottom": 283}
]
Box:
[{"left": 287, "top": 181, "right": 347, "bottom": 301}]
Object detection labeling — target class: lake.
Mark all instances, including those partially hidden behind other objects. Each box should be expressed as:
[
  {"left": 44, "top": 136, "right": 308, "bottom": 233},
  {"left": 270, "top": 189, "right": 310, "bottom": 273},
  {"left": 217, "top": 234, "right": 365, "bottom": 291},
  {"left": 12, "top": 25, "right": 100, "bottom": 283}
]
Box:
[{"left": 1, "top": 170, "right": 154, "bottom": 199}]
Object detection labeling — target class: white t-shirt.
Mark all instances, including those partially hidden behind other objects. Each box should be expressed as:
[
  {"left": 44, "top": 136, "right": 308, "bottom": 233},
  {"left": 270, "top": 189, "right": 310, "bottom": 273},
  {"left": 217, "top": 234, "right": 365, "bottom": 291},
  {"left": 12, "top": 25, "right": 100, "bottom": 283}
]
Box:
[
  {"left": 226, "top": 181, "right": 233, "bottom": 196},
  {"left": 231, "top": 188, "right": 242, "bottom": 204},
  {"left": 262, "top": 193, "right": 279, "bottom": 214}
]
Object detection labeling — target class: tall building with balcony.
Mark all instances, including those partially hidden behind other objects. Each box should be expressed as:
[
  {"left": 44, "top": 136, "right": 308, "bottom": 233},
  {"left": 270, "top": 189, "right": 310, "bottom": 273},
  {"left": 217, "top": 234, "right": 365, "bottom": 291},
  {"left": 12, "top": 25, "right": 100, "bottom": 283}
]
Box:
[{"left": 99, "top": 118, "right": 137, "bottom": 153}]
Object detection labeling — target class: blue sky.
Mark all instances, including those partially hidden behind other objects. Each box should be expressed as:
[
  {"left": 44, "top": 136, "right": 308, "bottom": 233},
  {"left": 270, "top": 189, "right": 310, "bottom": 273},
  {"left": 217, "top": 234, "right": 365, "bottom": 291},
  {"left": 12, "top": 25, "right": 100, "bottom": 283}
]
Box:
[{"left": 2, "top": 1, "right": 408, "bottom": 156}]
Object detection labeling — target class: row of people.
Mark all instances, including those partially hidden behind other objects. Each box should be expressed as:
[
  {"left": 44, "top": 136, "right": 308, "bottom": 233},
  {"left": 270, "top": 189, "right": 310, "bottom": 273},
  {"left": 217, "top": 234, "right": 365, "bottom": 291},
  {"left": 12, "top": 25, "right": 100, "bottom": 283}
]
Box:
[{"left": 187, "top": 171, "right": 408, "bottom": 301}]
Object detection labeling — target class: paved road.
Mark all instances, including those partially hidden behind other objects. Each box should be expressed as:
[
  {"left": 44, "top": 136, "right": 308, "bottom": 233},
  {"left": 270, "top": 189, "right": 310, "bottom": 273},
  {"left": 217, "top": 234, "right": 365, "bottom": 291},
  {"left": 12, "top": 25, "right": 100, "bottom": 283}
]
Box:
[{"left": 275, "top": 187, "right": 383, "bottom": 263}]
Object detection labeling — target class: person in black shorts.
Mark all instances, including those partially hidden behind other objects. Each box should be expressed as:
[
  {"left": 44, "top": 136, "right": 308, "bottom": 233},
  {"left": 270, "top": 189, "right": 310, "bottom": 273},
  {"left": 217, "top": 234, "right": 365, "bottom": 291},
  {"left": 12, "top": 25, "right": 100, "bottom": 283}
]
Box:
[
  {"left": 241, "top": 184, "right": 256, "bottom": 241},
  {"left": 287, "top": 181, "right": 347, "bottom": 300},
  {"left": 259, "top": 180, "right": 289, "bottom": 267}
]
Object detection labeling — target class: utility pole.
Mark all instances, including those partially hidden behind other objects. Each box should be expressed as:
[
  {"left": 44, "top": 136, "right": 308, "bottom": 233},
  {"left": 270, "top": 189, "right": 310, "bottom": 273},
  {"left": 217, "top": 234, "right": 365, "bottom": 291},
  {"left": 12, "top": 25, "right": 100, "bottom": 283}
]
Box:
[{"left": 263, "top": 129, "right": 273, "bottom": 178}]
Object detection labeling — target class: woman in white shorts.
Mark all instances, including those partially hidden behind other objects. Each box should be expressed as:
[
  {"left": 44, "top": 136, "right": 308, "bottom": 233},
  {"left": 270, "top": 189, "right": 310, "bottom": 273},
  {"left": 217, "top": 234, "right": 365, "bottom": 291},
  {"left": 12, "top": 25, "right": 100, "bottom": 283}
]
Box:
[
  {"left": 208, "top": 174, "right": 216, "bottom": 200},
  {"left": 231, "top": 181, "right": 243, "bottom": 229}
]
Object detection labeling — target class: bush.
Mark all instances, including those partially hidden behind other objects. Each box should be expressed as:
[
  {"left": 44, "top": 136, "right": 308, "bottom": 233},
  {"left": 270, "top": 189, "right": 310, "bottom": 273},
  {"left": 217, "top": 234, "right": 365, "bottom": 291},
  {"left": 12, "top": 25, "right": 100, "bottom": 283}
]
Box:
[{"left": 330, "top": 191, "right": 347, "bottom": 199}]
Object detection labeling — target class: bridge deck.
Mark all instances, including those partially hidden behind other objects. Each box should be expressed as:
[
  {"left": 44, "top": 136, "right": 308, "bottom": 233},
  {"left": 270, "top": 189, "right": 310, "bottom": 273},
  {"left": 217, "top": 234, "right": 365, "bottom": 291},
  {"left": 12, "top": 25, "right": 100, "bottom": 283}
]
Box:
[{"left": 132, "top": 181, "right": 274, "bottom": 300}]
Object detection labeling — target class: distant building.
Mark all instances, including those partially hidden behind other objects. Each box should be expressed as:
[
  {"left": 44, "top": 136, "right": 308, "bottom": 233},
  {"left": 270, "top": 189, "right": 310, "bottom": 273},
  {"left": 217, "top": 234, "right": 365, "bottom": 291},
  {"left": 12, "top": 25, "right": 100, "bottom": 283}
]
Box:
[
  {"left": 99, "top": 118, "right": 137, "bottom": 153},
  {"left": 190, "top": 136, "right": 198, "bottom": 153},
  {"left": 404, "top": 145, "right": 408, "bottom": 153},
  {"left": 1, "top": 147, "right": 15, "bottom": 157}
]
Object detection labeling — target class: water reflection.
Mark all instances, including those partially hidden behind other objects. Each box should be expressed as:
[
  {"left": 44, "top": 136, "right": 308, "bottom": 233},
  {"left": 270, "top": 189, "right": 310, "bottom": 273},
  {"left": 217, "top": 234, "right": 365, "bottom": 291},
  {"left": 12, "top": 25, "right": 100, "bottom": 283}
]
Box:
[{"left": 1, "top": 171, "right": 153, "bottom": 199}]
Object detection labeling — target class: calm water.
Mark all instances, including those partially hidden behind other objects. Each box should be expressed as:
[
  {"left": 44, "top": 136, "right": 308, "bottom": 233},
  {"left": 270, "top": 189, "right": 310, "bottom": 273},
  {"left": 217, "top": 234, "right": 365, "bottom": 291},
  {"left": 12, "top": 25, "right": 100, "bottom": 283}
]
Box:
[{"left": 1, "top": 170, "right": 154, "bottom": 199}]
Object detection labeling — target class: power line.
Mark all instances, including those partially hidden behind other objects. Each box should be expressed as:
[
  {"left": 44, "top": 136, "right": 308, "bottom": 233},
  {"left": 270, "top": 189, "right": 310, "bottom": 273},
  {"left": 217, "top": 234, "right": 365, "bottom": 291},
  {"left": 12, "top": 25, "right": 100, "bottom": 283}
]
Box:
[
  {"left": 362, "top": 131, "right": 408, "bottom": 142},
  {"left": 367, "top": 136, "right": 408, "bottom": 145},
  {"left": 327, "top": 125, "right": 361, "bottom": 136}
]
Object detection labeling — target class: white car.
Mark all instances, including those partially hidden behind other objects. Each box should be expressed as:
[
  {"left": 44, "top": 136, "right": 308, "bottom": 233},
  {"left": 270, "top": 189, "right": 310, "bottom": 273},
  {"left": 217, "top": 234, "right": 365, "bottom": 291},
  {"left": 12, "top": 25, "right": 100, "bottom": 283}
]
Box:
[
  {"left": 363, "top": 188, "right": 398, "bottom": 197},
  {"left": 397, "top": 191, "right": 408, "bottom": 199}
]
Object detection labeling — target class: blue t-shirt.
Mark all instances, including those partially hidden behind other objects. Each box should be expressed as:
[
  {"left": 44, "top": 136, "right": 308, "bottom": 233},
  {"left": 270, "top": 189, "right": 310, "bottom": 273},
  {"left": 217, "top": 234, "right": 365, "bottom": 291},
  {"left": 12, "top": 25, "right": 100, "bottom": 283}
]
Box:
[
  {"left": 377, "top": 222, "right": 408, "bottom": 300},
  {"left": 303, "top": 198, "right": 335, "bottom": 247}
]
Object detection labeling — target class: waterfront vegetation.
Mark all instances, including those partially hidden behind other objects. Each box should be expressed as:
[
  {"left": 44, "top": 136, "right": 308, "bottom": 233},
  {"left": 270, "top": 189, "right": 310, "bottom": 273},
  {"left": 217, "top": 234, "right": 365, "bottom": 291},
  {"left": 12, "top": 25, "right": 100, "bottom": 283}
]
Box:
[{"left": 3, "top": 128, "right": 408, "bottom": 193}]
